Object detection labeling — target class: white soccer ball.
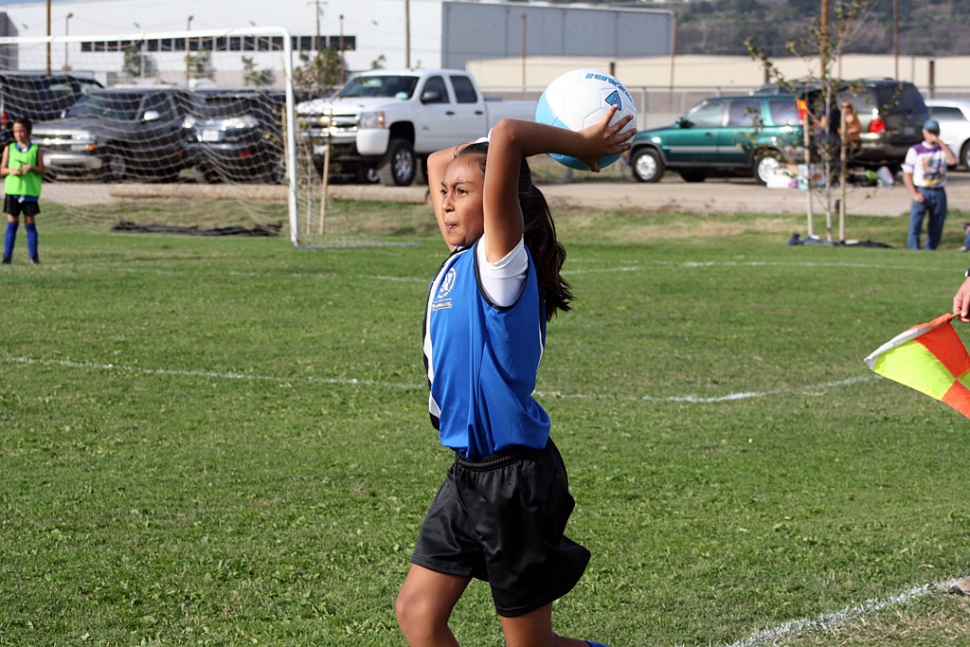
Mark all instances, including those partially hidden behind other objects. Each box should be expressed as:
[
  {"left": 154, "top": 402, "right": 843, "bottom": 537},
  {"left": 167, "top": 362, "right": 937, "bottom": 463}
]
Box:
[{"left": 534, "top": 68, "right": 637, "bottom": 170}]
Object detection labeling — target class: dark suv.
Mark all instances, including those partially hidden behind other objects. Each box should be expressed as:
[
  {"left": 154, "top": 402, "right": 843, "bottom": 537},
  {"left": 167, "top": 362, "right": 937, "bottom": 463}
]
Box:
[
  {"left": 0, "top": 72, "right": 102, "bottom": 145},
  {"left": 183, "top": 89, "right": 288, "bottom": 184},
  {"left": 32, "top": 87, "right": 194, "bottom": 182},
  {"left": 753, "top": 78, "right": 929, "bottom": 171},
  {"left": 625, "top": 93, "right": 804, "bottom": 184}
]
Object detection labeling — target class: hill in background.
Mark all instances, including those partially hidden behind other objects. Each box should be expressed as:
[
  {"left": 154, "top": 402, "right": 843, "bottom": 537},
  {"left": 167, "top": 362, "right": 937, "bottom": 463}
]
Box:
[{"left": 563, "top": 0, "right": 970, "bottom": 57}]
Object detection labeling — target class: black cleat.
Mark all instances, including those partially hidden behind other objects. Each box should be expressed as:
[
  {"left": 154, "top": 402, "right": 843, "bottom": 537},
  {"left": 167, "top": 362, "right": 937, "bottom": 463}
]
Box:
[
  {"left": 951, "top": 577, "right": 970, "bottom": 596},
  {"left": 29, "top": 255, "right": 40, "bottom": 265},
  {"left": 1, "top": 254, "right": 10, "bottom": 264}
]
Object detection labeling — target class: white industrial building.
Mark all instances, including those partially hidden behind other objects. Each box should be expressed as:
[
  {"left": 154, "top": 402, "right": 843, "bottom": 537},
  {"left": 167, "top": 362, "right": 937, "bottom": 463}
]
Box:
[{"left": 0, "top": 0, "right": 675, "bottom": 87}]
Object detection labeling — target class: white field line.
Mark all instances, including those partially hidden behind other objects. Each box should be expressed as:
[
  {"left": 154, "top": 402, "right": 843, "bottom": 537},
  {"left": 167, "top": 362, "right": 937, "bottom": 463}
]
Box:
[
  {"left": 536, "top": 376, "right": 877, "bottom": 403},
  {"left": 1, "top": 356, "right": 422, "bottom": 391},
  {"left": 45, "top": 259, "right": 952, "bottom": 282},
  {"left": 1, "top": 356, "right": 878, "bottom": 403},
  {"left": 705, "top": 579, "right": 952, "bottom": 647}
]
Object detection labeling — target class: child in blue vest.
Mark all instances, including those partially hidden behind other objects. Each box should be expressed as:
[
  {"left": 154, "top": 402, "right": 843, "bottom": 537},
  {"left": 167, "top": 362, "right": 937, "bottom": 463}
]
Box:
[
  {"left": 1, "top": 117, "right": 45, "bottom": 264},
  {"left": 395, "top": 110, "right": 634, "bottom": 647}
]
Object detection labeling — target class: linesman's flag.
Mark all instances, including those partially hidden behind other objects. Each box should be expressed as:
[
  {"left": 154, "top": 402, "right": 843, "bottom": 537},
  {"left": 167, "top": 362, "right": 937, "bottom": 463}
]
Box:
[{"left": 864, "top": 313, "right": 970, "bottom": 418}]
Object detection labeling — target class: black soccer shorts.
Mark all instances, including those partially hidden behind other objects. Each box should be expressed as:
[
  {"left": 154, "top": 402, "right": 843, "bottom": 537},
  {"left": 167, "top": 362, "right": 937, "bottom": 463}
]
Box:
[{"left": 410, "top": 438, "right": 591, "bottom": 617}]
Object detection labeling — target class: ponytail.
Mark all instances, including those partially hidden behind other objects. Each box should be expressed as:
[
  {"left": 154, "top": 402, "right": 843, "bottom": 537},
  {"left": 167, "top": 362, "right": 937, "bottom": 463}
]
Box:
[{"left": 456, "top": 145, "right": 573, "bottom": 321}]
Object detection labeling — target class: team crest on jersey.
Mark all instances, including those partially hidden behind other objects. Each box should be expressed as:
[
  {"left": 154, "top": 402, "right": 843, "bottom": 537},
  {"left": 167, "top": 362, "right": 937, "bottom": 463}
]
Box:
[
  {"left": 438, "top": 268, "right": 456, "bottom": 298},
  {"left": 432, "top": 267, "right": 457, "bottom": 311}
]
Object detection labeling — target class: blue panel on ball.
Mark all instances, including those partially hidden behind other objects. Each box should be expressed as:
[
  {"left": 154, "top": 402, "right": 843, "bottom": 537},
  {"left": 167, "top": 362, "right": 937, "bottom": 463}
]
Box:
[
  {"left": 535, "top": 88, "right": 622, "bottom": 171},
  {"left": 534, "top": 93, "right": 557, "bottom": 126},
  {"left": 549, "top": 152, "right": 622, "bottom": 171}
]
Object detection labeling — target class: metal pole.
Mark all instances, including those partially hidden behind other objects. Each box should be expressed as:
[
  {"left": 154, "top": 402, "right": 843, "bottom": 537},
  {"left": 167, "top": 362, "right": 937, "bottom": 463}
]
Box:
[
  {"left": 63, "top": 13, "right": 73, "bottom": 71},
  {"left": 405, "top": 0, "right": 411, "bottom": 68},
  {"left": 185, "top": 15, "right": 193, "bottom": 86},
  {"left": 820, "top": 0, "right": 829, "bottom": 79},
  {"left": 893, "top": 0, "right": 899, "bottom": 80},
  {"left": 46, "top": 0, "right": 51, "bottom": 74},
  {"left": 668, "top": 13, "right": 677, "bottom": 93},
  {"left": 339, "top": 15, "right": 344, "bottom": 83},
  {"left": 521, "top": 13, "right": 526, "bottom": 91},
  {"left": 315, "top": 0, "right": 322, "bottom": 91}
]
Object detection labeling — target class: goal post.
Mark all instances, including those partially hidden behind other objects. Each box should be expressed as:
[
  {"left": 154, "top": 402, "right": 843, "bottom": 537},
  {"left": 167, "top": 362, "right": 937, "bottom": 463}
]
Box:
[{"left": 0, "top": 27, "right": 379, "bottom": 249}]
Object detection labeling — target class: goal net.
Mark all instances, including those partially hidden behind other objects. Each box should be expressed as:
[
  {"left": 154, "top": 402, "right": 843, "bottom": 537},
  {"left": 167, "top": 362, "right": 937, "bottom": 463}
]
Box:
[{"left": 0, "top": 27, "right": 385, "bottom": 249}]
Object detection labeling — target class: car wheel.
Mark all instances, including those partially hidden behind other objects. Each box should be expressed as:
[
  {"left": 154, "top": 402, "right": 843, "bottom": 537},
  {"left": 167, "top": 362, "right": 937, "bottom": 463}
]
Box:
[
  {"left": 962, "top": 141, "right": 970, "bottom": 170},
  {"left": 379, "top": 139, "right": 417, "bottom": 187},
  {"left": 630, "top": 148, "right": 664, "bottom": 183},
  {"left": 100, "top": 152, "right": 127, "bottom": 183},
  {"left": 266, "top": 158, "right": 287, "bottom": 184},
  {"left": 679, "top": 170, "right": 706, "bottom": 183},
  {"left": 355, "top": 165, "right": 380, "bottom": 184},
  {"left": 753, "top": 150, "right": 784, "bottom": 185}
]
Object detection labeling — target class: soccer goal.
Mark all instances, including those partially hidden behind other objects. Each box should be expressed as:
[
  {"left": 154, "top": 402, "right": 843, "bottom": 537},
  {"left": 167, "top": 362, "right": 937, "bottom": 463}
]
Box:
[{"left": 0, "top": 27, "right": 379, "bottom": 249}]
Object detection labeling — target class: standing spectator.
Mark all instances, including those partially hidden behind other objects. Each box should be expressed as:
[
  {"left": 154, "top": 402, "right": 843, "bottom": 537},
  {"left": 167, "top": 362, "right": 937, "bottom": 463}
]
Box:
[
  {"left": 1, "top": 118, "right": 45, "bottom": 264},
  {"left": 840, "top": 101, "right": 862, "bottom": 143},
  {"left": 904, "top": 118, "right": 957, "bottom": 250}
]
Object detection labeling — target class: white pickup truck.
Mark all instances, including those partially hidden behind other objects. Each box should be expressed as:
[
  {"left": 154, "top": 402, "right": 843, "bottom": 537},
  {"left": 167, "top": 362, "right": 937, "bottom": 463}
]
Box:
[{"left": 297, "top": 69, "right": 536, "bottom": 186}]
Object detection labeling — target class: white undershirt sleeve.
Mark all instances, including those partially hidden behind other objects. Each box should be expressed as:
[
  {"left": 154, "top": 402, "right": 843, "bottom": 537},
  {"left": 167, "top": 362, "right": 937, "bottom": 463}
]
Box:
[{"left": 476, "top": 236, "right": 528, "bottom": 308}]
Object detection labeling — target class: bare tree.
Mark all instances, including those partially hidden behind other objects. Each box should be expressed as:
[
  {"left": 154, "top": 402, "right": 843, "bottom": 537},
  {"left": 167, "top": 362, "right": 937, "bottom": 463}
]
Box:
[{"left": 747, "top": 0, "right": 878, "bottom": 242}]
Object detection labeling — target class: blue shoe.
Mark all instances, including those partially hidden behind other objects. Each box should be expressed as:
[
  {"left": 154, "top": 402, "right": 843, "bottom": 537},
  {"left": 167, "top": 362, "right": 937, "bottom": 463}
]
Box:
[{"left": 587, "top": 642, "right": 609, "bottom": 647}]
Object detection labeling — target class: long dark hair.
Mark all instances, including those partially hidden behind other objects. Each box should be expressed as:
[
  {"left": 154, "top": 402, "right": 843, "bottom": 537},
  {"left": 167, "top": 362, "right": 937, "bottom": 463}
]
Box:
[{"left": 458, "top": 143, "right": 573, "bottom": 320}]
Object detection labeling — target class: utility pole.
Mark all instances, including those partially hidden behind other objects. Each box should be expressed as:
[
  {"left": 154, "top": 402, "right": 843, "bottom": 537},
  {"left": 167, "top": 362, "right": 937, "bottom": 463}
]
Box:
[
  {"left": 893, "top": 0, "right": 899, "bottom": 79},
  {"left": 405, "top": 0, "right": 411, "bottom": 68},
  {"left": 339, "top": 14, "right": 344, "bottom": 83},
  {"left": 669, "top": 13, "right": 678, "bottom": 92},
  {"left": 314, "top": 0, "right": 324, "bottom": 92},
  {"left": 819, "top": 0, "right": 829, "bottom": 79},
  {"left": 63, "top": 12, "right": 73, "bottom": 71},
  {"left": 521, "top": 13, "right": 526, "bottom": 91},
  {"left": 45, "top": 0, "right": 51, "bottom": 73},
  {"left": 185, "top": 15, "right": 194, "bottom": 86}
]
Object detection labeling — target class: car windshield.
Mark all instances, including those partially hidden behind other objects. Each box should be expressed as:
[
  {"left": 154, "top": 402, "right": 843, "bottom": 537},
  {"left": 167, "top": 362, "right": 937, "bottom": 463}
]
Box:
[
  {"left": 66, "top": 93, "right": 142, "bottom": 120},
  {"left": 338, "top": 75, "right": 419, "bottom": 99}
]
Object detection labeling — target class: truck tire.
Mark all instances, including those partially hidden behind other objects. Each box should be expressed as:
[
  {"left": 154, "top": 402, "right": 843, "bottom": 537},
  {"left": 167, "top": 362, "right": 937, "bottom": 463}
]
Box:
[
  {"left": 355, "top": 165, "right": 380, "bottom": 184},
  {"left": 379, "top": 139, "right": 416, "bottom": 187},
  {"left": 631, "top": 148, "right": 664, "bottom": 183},
  {"left": 100, "top": 151, "right": 127, "bottom": 183}
]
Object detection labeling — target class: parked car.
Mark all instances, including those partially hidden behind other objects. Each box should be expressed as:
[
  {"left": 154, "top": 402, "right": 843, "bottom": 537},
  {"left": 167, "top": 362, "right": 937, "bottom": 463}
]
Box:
[
  {"left": 32, "top": 87, "right": 195, "bottom": 182},
  {"left": 625, "top": 93, "right": 804, "bottom": 184},
  {"left": 753, "top": 78, "right": 929, "bottom": 171},
  {"left": 925, "top": 98, "right": 970, "bottom": 169},
  {"left": 0, "top": 71, "right": 102, "bottom": 145},
  {"left": 183, "top": 88, "right": 291, "bottom": 184}
]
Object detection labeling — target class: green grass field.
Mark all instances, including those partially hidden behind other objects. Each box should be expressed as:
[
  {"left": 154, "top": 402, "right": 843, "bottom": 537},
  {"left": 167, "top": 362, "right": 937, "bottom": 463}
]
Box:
[{"left": 4, "top": 194, "right": 970, "bottom": 646}]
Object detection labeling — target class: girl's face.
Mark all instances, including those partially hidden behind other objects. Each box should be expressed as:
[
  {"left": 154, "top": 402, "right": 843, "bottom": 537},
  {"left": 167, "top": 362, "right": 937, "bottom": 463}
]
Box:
[
  {"left": 12, "top": 123, "right": 29, "bottom": 146},
  {"left": 437, "top": 154, "right": 485, "bottom": 250}
]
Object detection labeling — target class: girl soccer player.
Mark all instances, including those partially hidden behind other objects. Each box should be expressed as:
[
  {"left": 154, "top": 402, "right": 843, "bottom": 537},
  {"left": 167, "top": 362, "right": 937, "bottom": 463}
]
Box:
[
  {"left": 395, "top": 110, "right": 634, "bottom": 647},
  {"left": 1, "top": 118, "right": 45, "bottom": 265}
]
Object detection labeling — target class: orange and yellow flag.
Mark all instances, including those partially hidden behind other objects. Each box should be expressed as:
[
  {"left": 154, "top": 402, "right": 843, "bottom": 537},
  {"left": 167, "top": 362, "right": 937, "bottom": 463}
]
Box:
[{"left": 865, "top": 313, "right": 970, "bottom": 418}]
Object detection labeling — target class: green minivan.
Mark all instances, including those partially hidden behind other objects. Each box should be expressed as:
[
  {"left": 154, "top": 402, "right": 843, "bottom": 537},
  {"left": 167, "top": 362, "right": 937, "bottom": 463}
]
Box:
[{"left": 626, "top": 93, "right": 804, "bottom": 184}]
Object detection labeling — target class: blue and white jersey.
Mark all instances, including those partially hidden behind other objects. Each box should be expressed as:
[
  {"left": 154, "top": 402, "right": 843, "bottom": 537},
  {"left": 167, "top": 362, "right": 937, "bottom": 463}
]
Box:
[{"left": 423, "top": 240, "right": 550, "bottom": 458}]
